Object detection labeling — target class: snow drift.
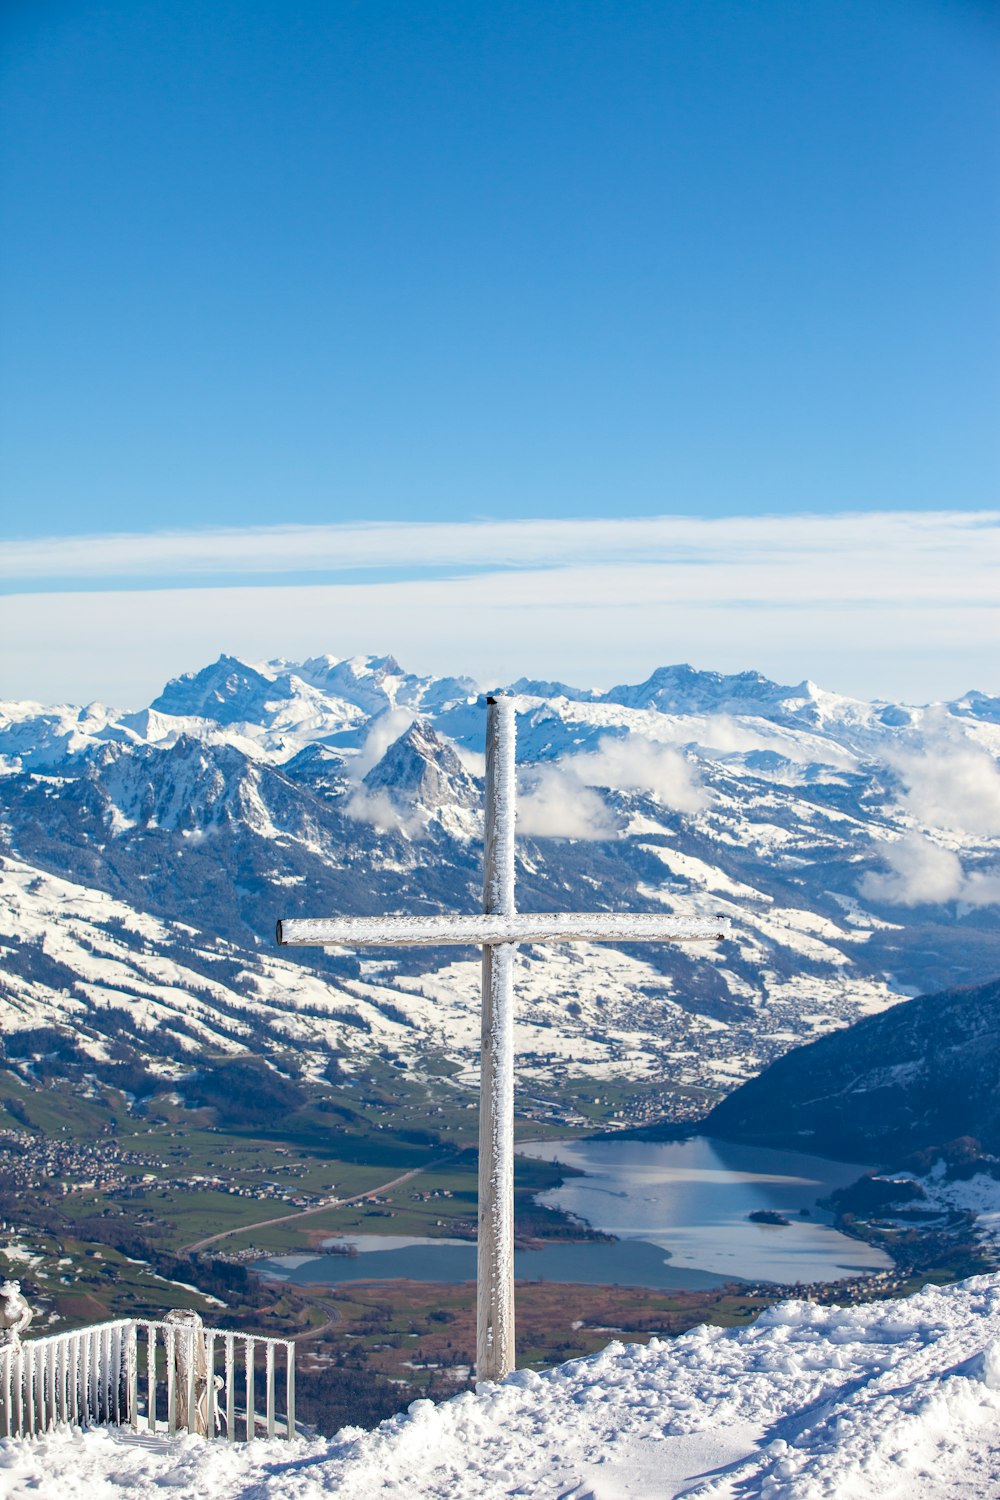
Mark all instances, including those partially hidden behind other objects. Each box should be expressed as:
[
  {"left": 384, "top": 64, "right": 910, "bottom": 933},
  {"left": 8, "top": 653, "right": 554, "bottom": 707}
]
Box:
[{"left": 2, "top": 1274, "right": 999, "bottom": 1499}]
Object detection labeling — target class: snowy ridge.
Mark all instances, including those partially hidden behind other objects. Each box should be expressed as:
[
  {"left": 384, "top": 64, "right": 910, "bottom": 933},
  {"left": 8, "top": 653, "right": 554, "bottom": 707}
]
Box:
[
  {"left": 5, "top": 653, "right": 1000, "bottom": 773},
  {"left": 0, "top": 858, "right": 432, "bottom": 1076},
  {"left": 0, "top": 854, "right": 739, "bottom": 1090},
  {"left": 3, "top": 1273, "right": 1000, "bottom": 1498},
  {"left": 2, "top": 652, "right": 1000, "bottom": 1100}
]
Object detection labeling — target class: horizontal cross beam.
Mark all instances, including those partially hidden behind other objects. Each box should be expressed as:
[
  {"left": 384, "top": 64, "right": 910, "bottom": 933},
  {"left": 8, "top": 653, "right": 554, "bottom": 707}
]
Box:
[{"left": 277, "top": 913, "right": 730, "bottom": 948}]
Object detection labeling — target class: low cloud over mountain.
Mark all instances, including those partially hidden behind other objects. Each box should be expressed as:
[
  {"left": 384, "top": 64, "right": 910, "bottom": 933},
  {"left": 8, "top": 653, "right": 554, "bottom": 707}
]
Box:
[{"left": 2, "top": 653, "right": 999, "bottom": 1105}]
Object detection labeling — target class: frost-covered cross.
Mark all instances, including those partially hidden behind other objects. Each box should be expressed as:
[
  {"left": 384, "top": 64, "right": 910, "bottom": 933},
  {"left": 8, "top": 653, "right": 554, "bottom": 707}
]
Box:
[{"left": 278, "top": 697, "right": 730, "bottom": 1381}]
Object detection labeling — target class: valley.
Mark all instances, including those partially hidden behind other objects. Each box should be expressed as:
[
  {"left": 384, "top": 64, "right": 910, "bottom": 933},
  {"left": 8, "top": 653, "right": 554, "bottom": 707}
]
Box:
[{"left": 2, "top": 654, "right": 1000, "bottom": 1430}]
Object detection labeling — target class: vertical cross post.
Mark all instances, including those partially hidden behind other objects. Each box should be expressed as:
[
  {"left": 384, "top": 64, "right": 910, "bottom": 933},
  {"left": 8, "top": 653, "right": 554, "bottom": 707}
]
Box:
[
  {"left": 477, "top": 696, "right": 517, "bottom": 1381},
  {"left": 276, "top": 697, "right": 732, "bottom": 1383}
]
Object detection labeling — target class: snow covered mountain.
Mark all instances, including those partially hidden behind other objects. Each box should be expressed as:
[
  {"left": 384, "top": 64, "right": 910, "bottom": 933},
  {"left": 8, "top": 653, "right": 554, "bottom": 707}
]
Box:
[
  {"left": 2, "top": 653, "right": 999, "bottom": 1107},
  {"left": 5, "top": 1272, "right": 1000, "bottom": 1498}
]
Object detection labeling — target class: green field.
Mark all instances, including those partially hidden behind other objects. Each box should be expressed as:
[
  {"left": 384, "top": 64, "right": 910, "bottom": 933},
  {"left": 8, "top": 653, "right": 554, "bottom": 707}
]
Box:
[
  {"left": 0, "top": 1048, "right": 621, "bottom": 1358},
  {"left": 0, "top": 1059, "right": 980, "bottom": 1434}
]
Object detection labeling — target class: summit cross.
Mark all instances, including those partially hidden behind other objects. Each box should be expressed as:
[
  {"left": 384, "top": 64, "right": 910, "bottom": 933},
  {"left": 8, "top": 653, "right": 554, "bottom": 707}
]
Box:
[{"left": 277, "top": 696, "right": 730, "bottom": 1381}]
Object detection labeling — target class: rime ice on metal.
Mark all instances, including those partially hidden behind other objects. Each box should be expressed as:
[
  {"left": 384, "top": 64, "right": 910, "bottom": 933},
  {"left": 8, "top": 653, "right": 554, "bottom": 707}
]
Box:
[
  {"left": 0, "top": 1282, "right": 32, "bottom": 1347},
  {"left": 0, "top": 1313, "right": 294, "bottom": 1440},
  {"left": 278, "top": 694, "right": 731, "bottom": 1383},
  {"left": 279, "top": 913, "right": 727, "bottom": 946},
  {"left": 477, "top": 698, "right": 517, "bottom": 1379},
  {"left": 484, "top": 695, "right": 516, "bottom": 918}
]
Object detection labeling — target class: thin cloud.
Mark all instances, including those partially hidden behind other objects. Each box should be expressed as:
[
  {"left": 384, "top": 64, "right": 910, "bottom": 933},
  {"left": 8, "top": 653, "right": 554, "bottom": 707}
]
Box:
[
  {"left": 3, "top": 512, "right": 999, "bottom": 706},
  {"left": 572, "top": 738, "right": 705, "bottom": 813},
  {"left": 3, "top": 512, "right": 999, "bottom": 603},
  {"left": 517, "top": 764, "right": 616, "bottom": 841},
  {"left": 4, "top": 570, "right": 999, "bottom": 709},
  {"left": 343, "top": 709, "right": 421, "bottom": 835},
  {"left": 351, "top": 708, "right": 416, "bottom": 778},
  {"left": 861, "top": 834, "right": 967, "bottom": 906}
]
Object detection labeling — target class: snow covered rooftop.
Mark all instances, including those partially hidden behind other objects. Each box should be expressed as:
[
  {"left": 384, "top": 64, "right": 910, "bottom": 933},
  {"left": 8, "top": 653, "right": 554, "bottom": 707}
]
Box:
[{"left": 3, "top": 1274, "right": 999, "bottom": 1499}]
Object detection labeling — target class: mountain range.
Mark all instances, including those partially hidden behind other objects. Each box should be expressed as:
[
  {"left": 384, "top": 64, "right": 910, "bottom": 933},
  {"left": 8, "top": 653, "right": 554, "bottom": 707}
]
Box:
[{"left": 2, "top": 652, "right": 999, "bottom": 1116}]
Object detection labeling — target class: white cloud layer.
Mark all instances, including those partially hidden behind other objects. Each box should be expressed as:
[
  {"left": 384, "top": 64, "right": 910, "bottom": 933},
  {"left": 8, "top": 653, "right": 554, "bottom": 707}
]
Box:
[
  {"left": 4, "top": 510, "right": 998, "bottom": 595},
  {"left": 861, "top": 833, "right": 1000, "bottom": 909},
  {"left": 516, "top": 764, "right": 615, "bottom": 841},
  {"left": 517, "top": 736, "right": 705, "bottom": 840},
  {"left": 888, "top": 725, "right": 1000, "bottom": 837},
  {"left": 573, "top": 738, "right": 705, "bottom": 813},
  {"left": 860, "top": 721, "right": 1000, "bottom": 908},
  {"left": 2, "top": 511, "right": 997, "bottom": 707}
]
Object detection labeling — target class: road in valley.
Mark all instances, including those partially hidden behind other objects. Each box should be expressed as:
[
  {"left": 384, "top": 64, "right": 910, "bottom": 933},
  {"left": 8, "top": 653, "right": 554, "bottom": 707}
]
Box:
[{"left": 179, "top": 1163, "right": 443, "bottom": 1255}]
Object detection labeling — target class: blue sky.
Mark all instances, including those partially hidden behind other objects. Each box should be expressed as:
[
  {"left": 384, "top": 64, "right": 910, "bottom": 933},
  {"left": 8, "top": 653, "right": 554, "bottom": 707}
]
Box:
[{"left": 1, "top": 1, "right": 998, "bottom": 703}]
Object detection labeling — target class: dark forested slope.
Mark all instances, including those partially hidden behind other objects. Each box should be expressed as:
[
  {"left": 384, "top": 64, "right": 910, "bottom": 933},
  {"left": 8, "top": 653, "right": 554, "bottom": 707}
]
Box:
[{"left": 704, "top": 976, "right": 1000, "bottom": 1160}]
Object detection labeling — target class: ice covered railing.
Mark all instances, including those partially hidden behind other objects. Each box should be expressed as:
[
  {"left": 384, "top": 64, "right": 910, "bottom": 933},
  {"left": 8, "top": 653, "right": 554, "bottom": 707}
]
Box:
[{"left": 0, "top": 1297, "right": 295, "bottom": 1442}]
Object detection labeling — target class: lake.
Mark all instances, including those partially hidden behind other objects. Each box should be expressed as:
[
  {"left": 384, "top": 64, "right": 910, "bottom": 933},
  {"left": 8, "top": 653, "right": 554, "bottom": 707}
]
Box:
[
  {"left": 259, "top": 1135, "right": 892, "bottom": 1291},
  {"left": 261, "top": 1234, "right": 732, "bottom": 1290},
  {"left": 517, "top": 1136, "right": 892, "bottom": 1282}
]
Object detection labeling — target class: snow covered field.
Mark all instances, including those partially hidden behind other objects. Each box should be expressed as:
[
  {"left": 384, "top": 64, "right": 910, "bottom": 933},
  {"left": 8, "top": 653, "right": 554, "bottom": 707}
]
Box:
[{"left": 3, "top": 1274, "right": 999, "bottom": 1499}]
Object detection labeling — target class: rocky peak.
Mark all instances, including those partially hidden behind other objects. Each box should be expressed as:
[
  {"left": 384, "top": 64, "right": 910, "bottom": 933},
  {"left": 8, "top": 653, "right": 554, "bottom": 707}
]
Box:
[
  {"left": 151, "top": 655, "right": 292, "bottom": 725},
  {"left": 362, "top": 721, "right": 480, "bottom": 814},
  {"left": 605, "top": 664, "right": 793, "bottom": 714}
]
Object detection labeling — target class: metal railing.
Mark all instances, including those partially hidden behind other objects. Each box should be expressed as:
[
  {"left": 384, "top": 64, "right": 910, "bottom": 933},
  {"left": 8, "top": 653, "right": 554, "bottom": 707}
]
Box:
[{"left": 0, "top": 1318, "right": 295, "bottom": 1441}]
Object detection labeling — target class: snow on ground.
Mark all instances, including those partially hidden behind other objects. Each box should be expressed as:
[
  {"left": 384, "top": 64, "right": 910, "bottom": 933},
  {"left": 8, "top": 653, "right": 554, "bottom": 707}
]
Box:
[
  {"left": 917, "top": 1165, "right": 1000, "bottom": 1252},
  {"left": 3, "top": 1275, "right": 1000, "bottom": 1499}
]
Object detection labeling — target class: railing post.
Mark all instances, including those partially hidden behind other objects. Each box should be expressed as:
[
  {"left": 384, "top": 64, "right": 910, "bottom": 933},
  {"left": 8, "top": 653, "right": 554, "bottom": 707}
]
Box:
[
  {"left": 0, "top": 1348, "right": 10, "bottom": 1439},
  {"left": 125, "top": 1323, "right": 138, "bottom": 1429},
  {"left": 285, "top": 1342, "right": 295, "bottom": 1439},
  {"left": 186, "top": 1327, "right": 197, "bottom": 1435},
  {"left": 225, "top": 1334, "right": 235, "bottom": 1442},
  {"left": 110, "top": 1326, "right": 121, "bottom": 1425},
  {"left": 165, "top": 1327, "right": 176, "bottom": 1436},
  {"left": 101, "top": 1332, "right": 111, "bottom": 1422},
  {"left": 265, "top": 1342, "right": 275, "bottom": 1439},
  {"left": 57, "top": 1337, "right": 67, "bottom": 1426},
  {"left": 145, "top": 1323, "right": 156, "bottom": 1433},
  {"left": 205, "top": 1332, "right": 216, "bottom": 1437},
  {"left": 36, "top": 1344, "right": 45, "bottom": 1434},
  {"left": 37, "top": 1341, "right": 46, "bottom": 1433},
  {"left": 25, "top": 1344, "right": 36, "bottom": 1434},
  {"left": 71, "top": 1332, "right": 80, "bottom": 1426},
  {"left": 245, "top": 1338, "right": 254, "bottom": 1442},
  {"left": 46, "top": 1341, "right": 57, "bottom": 1431},
  {"left": 89, "top": 1327, "right": 100, "bottom": 1423},
  {"left": 14, "top": 1345, "right": 23, "bottom": 1436}
]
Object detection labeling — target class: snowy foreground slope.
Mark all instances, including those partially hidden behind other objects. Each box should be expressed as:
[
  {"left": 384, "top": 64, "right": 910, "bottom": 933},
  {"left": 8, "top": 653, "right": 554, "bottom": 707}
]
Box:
[{"left": 4, "top": 1276, "right": 1000, "bottom": 1500}]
